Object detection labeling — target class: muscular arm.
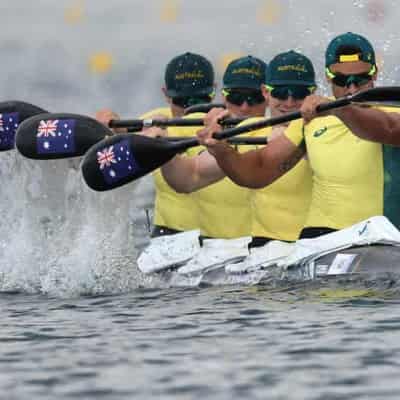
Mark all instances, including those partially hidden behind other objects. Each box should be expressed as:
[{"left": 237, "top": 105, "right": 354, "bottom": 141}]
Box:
[
  {"left": 209, "top": 134, "right": 305, "bottom": 189},
  {"left": 333, "top": 106, "right": 400, "bottom": 145},
  {"left": 161, "top": 150, "right": 225, "bottom": 193}
]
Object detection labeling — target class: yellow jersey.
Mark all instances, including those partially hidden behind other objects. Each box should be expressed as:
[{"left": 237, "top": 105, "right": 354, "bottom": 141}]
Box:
[
  {"left": 284, "top": 108, "right": 400, "bottom": 230},
  {"left": 239, "top": 118, "right": 312, "bottom": 240},
  {"left": 141, "top": 107, "right": 199, "bottom": 231}
]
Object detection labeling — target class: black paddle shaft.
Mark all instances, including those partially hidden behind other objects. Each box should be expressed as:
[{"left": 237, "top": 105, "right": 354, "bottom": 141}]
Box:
[
  {"left": 214, "top": 86, "right": 400, "bottom": 140},
  {"left": 109, "top": 116, "right": 243, "bottom": 129}
]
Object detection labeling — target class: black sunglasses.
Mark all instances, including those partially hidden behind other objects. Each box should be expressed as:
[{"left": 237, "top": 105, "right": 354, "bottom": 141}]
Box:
[
  {"left": 331, "top": 73, "right": 373, "bottom": 88},
  {"left": 326, "top": 66, "right": 376, "bottom": 88},
  {"left": 222, "top": 89, "right": 265, "bottom": 106},
  {"left": 171, "top": 95, "right": 213, "bottom": 108},
  {"left": 266, "top": 85, "right": 314, "bottom": 100}
]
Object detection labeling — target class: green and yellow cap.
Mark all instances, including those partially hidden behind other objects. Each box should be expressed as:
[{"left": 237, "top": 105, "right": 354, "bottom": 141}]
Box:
[
  {"left": 265, "top": 50, "right": 316, "bottom": 87},
  {"left": 223, "top": 56, "right": 267, "bottom": 90},
  {"left": 325, "top": 32, "right": 376, "bottom": 67},
  {"left": 165, "top": 52, "right": 215, "bottom": 97}
]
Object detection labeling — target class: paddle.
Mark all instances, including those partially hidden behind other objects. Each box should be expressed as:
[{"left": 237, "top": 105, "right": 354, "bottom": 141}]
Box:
[
  {"left": 16, "top": 113, "right": 112, "bottom": 160},
  {"left": 81, "top": 86, "right": 400, "bottom": 191},
  {"left": 109, "top": 114, "right": 242, "bottom": 130},
  {"left": 115, "top": 103, "right": 228, "bottom": 131},
  {"left": 211, "top": 86, "right": 400, "bottom": 139},
  {"left": 0, "top": 101, "right": 47, "bottom": 151},
  {"left": 183, "top": 103, "right": 225, "bottom": 115},
  {"left": 168, "top": 136, "right": 267, "bottom": 145},
  {"left": 15, "top": 113, "right": 268, "bottom": 160}
]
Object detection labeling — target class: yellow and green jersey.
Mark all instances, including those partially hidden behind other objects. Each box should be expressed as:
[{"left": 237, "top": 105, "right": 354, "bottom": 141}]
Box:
[
  {"left": 240, "top": 118, "right": 312, "bottom": 241},
  {"left": 284, "top": 107, "right": 400, "bottom": 230},
  {"left": 168, "top": 119, "right": 252, "bottom": 239},
  {"left": 140, "top": 107, "right": 199, "bottom": 232},
  {"left": 192, "top": 166, "right": 252, "bottom": 239}
]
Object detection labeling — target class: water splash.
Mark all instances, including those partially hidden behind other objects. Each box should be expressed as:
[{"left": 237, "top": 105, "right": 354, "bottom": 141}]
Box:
[{"left": 0, "top": 152, "right": 151, "bottom": 297}]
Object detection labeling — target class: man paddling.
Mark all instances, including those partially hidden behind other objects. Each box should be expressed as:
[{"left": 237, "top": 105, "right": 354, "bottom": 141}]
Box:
[
  {"left": 159, "top": 51, "right": 316, "bottom": 245},
  {"left": 198, "top": 32, "right": 400, "bottom": 238},
  {"left": 176, "top": 55, "right": 269, "bottom": 239},
  {"left": 96, "top": 52, "right": 216, "bottom": 237}
]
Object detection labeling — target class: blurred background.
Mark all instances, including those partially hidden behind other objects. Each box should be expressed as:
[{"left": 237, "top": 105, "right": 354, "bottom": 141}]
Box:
[
  {"left": 1, "top": 0, "right": 398, "bottom": 116},
  {"left": 0, "top": 0, "right": 399, "bottom": 295}
]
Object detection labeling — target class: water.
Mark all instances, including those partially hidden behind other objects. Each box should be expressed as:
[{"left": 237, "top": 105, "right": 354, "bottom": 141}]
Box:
[
  {"left": 1, "top": 286, "right": 400, "bottom": 400},
  {"left": 2, "top": 0, "right": 400, "bottom": 398}
]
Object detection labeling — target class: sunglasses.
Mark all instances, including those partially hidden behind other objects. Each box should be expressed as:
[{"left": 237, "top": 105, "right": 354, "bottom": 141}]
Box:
[
  {"left": 222, "top": 89, "right": 265, "bottom": 106},
  {"left": 326, "top": 66, "right": 376, "bottom": 88},
  {"left": 171, "top": 94, "right": 214, "bottom": 108},
  {"left": 265, "top": 85, "right": 315, "bottom": 100}
]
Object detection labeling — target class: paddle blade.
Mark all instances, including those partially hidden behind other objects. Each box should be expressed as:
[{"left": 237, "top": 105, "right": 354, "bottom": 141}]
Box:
[
  {"left": 16, "top": 113, "right": 112, "bottom": 159},
  {"left": 0, "top": 101, "right": 47, "bottom": 151},
  {"left": 81, "top": 134, "right": 180, "bottom": 191}
]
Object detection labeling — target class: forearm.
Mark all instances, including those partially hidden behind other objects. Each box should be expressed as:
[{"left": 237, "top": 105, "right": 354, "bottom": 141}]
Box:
[
  {"left": 211, "top": 143, "right": 278, "bottom": 189},
  {"left": 334, "top": 105, "right": 400, "bottom": 145},
  {"left": 161, "top": 153, "right": 224, "bottom": 193}
]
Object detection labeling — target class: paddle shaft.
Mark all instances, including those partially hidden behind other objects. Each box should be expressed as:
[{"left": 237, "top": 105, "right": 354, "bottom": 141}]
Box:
[
  {"left": 167, "top": 136, "right": 267, "bottom": 145},
  {"left": 214, "top": 98, "right": 350, "bottom": 140},
  {"left": 109, "top": 116, "right": 244, "bottom": 130}
]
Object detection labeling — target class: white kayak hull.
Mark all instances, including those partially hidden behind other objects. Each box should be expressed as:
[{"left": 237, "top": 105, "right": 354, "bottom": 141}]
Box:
[{"left": 137, "top": 216, "right": 400, "bottom": 287}]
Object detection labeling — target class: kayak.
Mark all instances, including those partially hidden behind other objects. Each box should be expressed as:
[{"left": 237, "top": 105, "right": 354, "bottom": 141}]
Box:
[{"left": 136, "top": 216, "right": 400, "bottom": 286}]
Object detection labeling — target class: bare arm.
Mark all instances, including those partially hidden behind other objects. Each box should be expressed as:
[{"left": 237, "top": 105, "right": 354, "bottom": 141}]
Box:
[
  {"left": 300, "top": 94, "right": 400, "bottom": 146},
  {"left": 207, "top": 135, "right": 304, "bottom": 189},
  {"left": 197, "top": 108, "right": 305, "bottom": 189},
  {"left": 333, "top": 106, "right": 400, "bottom": 145},
  {"left": 161, "top": 151, "right": 225, "bottom": 193}
]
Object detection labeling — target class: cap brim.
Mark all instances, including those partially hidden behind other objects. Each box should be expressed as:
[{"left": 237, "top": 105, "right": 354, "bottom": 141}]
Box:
[
  {"left": 223, "top": 82, "right": 263, "bottom": 90},
  {"left": 266, "top": 80, "right": 316, "bottom": 86},
  {"left": 166, "top": 87, "right": 214, "bottom": 97}
]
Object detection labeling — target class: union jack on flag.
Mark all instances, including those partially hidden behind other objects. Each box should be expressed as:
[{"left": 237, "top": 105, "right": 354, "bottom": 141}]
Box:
[
  {"left": 37, "top": 119, "right": 58, "bottom": 137},
  {"left": 97, "top": 146, "right": 117, "bottom": 169},
  {"left": 36, "top": 119, "right": 76, "bottom": 154},
  {"left": 97, "top": 138, "right": 141, "bottom": 185},
  {"left": 0, "top": 112, "right": 19, "bottom": 150}
]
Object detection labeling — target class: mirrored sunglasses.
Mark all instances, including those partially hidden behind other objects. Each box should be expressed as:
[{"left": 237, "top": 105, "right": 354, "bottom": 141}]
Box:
[
  {"left": 326, "top": 66, "right": 376, "bottom": 88},
  {"left": 171, "top": 95, "right": 214, "bottom": 108},
  {"left": 266, "top": 85, "right": 315, "bottom": 100},
  {"left": 222, "top": 89, "right": 265, "bottom": 106}
]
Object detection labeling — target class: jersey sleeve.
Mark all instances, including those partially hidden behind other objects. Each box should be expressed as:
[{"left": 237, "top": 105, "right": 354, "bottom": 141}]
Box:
[
  {"left": 139, "top": 107, "right": 172, "bottom": 119},
  {"left": 284, "top": 119, "right": 304, "bottom": 146}
]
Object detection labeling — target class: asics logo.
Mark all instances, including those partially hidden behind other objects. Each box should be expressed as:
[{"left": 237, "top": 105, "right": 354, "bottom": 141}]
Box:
[{"left": 313, "top": 127, "right": 328, "bottom": 137}]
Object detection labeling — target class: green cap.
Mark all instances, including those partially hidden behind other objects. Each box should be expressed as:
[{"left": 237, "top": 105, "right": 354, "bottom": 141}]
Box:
[
  {"left": 164, "top": 52, "right": 215, "bottom": 97},
  {"left": 325, "top": 32, "right": 376, "bottom": 67},
  {"left": 266, "top": 51, "right": 316, "bottom": 86},
  {"left": 223, "top": 56, "right": 267, "bottom": 90}
]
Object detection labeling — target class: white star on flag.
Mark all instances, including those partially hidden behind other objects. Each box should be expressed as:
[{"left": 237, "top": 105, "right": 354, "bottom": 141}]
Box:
[
  {"left": 37, "top": 120, "right": 59, "bottom": 137},
  {"left": 97, "top": 145, "right": 117, "bottom": 170}
]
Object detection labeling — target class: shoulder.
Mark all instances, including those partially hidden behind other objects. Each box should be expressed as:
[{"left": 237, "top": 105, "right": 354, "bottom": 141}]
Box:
[
  {"left": 236, "top": 117, "right": 272, "bottom": 137},
  {"left": 140, "top": 107, "right": 172, "bottom": 119}
]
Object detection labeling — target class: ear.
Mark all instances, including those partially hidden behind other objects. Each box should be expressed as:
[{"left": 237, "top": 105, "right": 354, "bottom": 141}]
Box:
[
  {"left": 261, "top": 85, "right": 270, "bottom": 103},
  {"left": 162, "top": 87, "right": 172, "bottom": 105},
  {"left": 371, "top": 67, "right": 378, "bottom": 81}
]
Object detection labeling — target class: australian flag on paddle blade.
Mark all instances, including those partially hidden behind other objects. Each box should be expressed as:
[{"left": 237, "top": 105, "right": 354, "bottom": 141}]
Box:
[
  {"left": 97, "top": 139, "right": 140, "bottom": 185},
  {"left": 0, "top": 113, "right": 19, "bottom": 150},
  {"left": 36, "top": 119, "right": 76, "bottom": 155}
]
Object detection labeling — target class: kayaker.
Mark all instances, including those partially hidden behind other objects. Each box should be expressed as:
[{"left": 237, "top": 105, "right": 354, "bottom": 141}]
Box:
[
  {"left": 173, "top": 55, "right": 270, "bottom": 239},
  {"left": 96, "top": 52, "right": 216, "bottom": 237},
  {"left": 198, "top": 32, "right": 400, "bottom": 238},
  {"left": 158, "top": 51, "right": 316, "bottom": 246}
]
